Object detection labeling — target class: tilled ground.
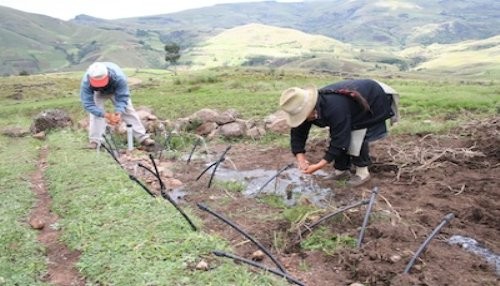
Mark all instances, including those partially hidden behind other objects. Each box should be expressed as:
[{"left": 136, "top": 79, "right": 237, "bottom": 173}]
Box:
[{"left": 113, "top": 117, "right": 500, "bottom": 285}]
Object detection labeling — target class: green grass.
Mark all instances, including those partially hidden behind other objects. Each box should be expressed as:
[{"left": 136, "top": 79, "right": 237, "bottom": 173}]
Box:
[
  {"left": 42, "top": 130, "right": 284, "bottom": 285},
  {"left": 0, "top": 136, "right": 48, "bottom": 285},
  {"left": 0, "top": 67, "right": 498, "bottom": 284},
  {"left": 301, "top": 227, "right": 356, "bottom": 255}
]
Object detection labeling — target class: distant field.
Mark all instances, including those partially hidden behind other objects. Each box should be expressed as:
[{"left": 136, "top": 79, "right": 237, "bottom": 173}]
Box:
[{"left": 0, "top": 68, "right": 498, "bottom": 134}]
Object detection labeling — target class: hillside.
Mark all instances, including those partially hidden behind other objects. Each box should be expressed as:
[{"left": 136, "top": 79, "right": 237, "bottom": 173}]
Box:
[
  {"left": 0, "top": 6, "right": 165, "bottom": 75},
  {"left": 0, "top": 0, "right": 499, "bottom": 76},
  {"left": 183, "top": 23, "right": 366, "bottom": 70},
  {"left": 400, "top": 35, "right": 500, "bottom": 77},
  {"left": 82, "top": 0, "right": 499, "bottom": 47}
]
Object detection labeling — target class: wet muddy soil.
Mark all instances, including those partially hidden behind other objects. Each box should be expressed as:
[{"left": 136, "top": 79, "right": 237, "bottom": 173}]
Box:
[{"left": 170, "top": 117, "right": 499, "bottom": 285}]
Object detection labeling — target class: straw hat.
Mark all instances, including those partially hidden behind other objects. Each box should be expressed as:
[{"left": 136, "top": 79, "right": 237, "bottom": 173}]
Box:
[
  {"left": 279, "top": 86, "right": 318, "bottom": 127},
  {"left": 87, "top": 62, "right": 109, "bottom": 88}
]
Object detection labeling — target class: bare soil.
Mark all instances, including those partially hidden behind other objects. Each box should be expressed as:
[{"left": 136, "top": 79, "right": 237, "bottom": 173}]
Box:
[
  {"left": 174, "top": 117, "right": 499, "bottom": 286},
  {"left": 29, "top": 117, "right": 499, "bottom": 285}
]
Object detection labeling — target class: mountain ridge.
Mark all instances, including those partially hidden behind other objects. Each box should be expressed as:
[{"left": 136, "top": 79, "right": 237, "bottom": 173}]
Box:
[{"left": 0, "top": 0, "right": 499, "bottom": 76}]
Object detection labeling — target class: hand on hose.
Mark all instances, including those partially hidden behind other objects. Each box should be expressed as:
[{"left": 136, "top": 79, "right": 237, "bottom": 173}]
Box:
[{"left": 104, "top": 112, "right": 121, "bottom": 126}]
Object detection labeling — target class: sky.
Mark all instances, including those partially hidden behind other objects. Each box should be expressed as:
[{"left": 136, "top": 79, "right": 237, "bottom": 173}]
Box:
[{"left": 0, "top": 0, "right": 303, "bottom": 20}]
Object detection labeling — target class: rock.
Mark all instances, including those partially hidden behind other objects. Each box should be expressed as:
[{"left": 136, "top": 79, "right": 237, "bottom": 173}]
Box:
[
  {"left": 251, "top": 250, "right": 265, "bottom": 261},
  {"left": 192, "top": 108, "right": 220, "bottom": 123},
  {"left": 246, "top": 126, "right": 266, "bottom": 139},
  {"left": 196, "top": 122, "right": 218, "bottom": 136},
  {"left": 32, "top": 131, "right": 46, "bottom": 140},
  {"left": 219, "top": 121, "right": 246, "bottom": 138},
  {"left": 349, "top": 283, "right": 365, "bottom": 286},
  {"left": 390, "top": 254, "right": 402, "bottom": 263},
  {"left": 215, "top": 112, "right": 236, "bottom": 125},
  {"left": 29, "top": 218, "right": 45, "bottom": 230},
  {"left": 78, "top": 118, "right": 89, "bottom": 130},
  {"left": 195, "top": 260, "right": 209, "bottom": 271}
]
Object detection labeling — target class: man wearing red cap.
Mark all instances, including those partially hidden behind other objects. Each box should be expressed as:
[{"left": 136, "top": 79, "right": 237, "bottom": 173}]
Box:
[{"left": 80, "top": 62, "right": 155, "bottom": 149}]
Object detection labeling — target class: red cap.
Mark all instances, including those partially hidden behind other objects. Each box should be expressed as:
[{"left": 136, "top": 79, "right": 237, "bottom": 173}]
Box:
[{"left": 87, "top": 62, "right": 109, "bottom": 88}]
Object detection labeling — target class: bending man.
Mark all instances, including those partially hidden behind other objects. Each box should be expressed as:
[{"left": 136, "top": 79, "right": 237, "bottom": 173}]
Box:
[
  {"left": 80, "top": 62, "right": 155, "bottom": 149},
  {"left": 279, "top": 79, "right": 399, "bottom": 187}
]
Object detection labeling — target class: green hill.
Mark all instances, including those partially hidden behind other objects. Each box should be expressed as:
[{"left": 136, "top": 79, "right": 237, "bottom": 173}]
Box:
[
  {"left": 0, "top": 0, "right": 499, "bottom": 77},
  {"left": 0, "top": 6, "right": 165, "bottom": 75}
]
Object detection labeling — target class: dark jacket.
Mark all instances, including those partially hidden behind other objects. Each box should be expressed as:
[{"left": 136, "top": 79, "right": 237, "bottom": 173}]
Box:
[{"left": 290, "top": 79, "right": 394, "bottom": 162}]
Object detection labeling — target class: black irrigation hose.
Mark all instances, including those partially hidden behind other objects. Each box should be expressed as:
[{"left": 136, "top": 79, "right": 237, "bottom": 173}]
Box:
[
  {"left": 104, "top": 126, "right": 119, "bottom": 154},
  {"left": 403, "top": 213, "right": 455, "bottom": 274},
  {"left": 149, "top": 154, "right": 165, "bottom": 190},
  {"left": 207, "top": 145, "right": 231, "bottom": 188},
  {"left": 196, "top": 161, "right": 217, "bottom": 181},
  {"left": 187, "top": 138, "right": 201, "bottom": 164},
  {"left": 197, "top": 202, "right": 287, "bottom": 274},
  {"left": 195, "top": 145, "right": 231, "bottom": 188},
  {"left": 138, "top": 163, "right": 159, "bottom": 180},
  {"left": 357, "top": 186, "right": 379, "bottom": 248},
  {"left": 128, "top": 174, "right": 155, "bottom": 197},
  {"left": 101, "top": 143, "right": 123, "bottom": 169},
  {"left": 212, "top": 251, "right": 306, "bottom": 286},
  {"left": 256, "top": 163, "right": 294, "bottom": 193},
  {"left": 160, "top": 189, "right": 198, "bottom": 231},
  {"left": 142, "top": 155, "right": 196, "bottom": 231},
  {"left": 128, "top": 174, "right": 198, "bottom": 231},
  {"left": 300, "top": 199, "right": 370, "bottom": 237}
]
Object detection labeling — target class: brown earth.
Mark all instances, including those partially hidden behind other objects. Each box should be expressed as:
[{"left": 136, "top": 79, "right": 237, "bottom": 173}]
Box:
[
  {"left": 172, "top": 117, "right": 499, "bottom": 286},
  {"left": 29, "top": 117, "right": 499, "bottom": 285},
  {"left": 29, "top": 147, "right": 85, "bottom": 285}
]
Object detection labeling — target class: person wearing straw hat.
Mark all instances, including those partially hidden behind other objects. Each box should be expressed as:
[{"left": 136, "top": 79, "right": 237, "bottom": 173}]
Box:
[
  {"left": 279, "top": 79, "right": 399, "bottom": 187},
  {"left": 80, "top": 62, "right": 155, "bottom": 149}
]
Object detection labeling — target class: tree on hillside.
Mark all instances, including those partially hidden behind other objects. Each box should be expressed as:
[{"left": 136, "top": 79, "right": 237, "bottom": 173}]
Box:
[{"left": 164, "top": 43, "right": 181, "bottom": 74}]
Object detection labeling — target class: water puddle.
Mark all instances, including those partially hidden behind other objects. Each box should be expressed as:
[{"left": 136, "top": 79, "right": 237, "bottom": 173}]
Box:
[
  {"left": 448, "top": 235, "right": 500, "bottom": 276},
  {"left": 167, "top": 188, "right": 187, "bottom": 204},
  {"left": 213, "top": 166, "right": 334, "bottom": 207}
]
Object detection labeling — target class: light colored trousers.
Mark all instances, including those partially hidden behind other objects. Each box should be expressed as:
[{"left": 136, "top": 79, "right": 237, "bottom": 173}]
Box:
[{"left": 89, "top": 93, "right": 149, "bottom": 144}]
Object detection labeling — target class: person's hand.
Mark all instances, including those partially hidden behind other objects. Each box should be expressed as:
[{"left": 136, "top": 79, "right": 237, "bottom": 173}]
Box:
[
  {"left": 104, "top": 112, "right": 121, "bottom": 126},
  {"left": 296, "top": 153, "right": 310, "bottom": 171},
  {"left": 303, "top": 159, "right": 328, "bottom": 174}
]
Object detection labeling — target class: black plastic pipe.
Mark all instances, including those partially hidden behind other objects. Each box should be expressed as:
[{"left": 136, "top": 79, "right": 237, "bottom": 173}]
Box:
[
  {"left": 137, "top": 163, "right": 159, "bottom": 180},
  {"left": 149, "top": 154, "right": 165, "bottom": 190},
  {"left": 256, "top": 163, "right": 294, "bottom": 193},
  {"left": 104, "top": 126, "right": 119, "bottom": 156},
  {"left": 300, "top": 199, "right": 370, "bottom": 237},
  {"left": 128, "top": 174, "right": 155, "bottom": 197},
  {"left": 197, "top": 202, "right": 287, "bottom": 273},
  {"left": 357, "top": 186, "right": 379, "bottom": 248},
  {"left": 160, "top": 189, "right": 198, "bottom": 231},
  {"left": 187, "top": 138, "right": 201, "bottom": 164},
  {"left": 128, "top": 174, "right": 198, "bottom": 231},
  {"left": 101, "top": 143, "right": 123, "bottom": 169},
  {"left": 196, "top": 161, "right": 216, "bottom": 180},
  {"left": 212, "top": 251, "right": 306, "bottom": 286},
  {"left": 207, "top": 145, "right": 231, "bottom": 188},
  {"left": 195, "top": 145, "right": 231, "bottom": 188},
  {"left": 403, "top": 213, "right": 455, "bottom": 274}
]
